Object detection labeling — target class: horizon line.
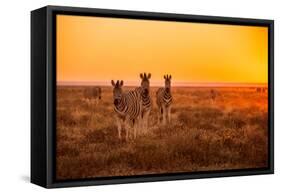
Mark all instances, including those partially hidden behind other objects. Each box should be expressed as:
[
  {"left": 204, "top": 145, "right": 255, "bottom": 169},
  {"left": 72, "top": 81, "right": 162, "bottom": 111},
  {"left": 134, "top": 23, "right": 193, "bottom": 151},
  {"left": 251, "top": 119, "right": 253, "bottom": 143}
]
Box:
[{"left": 57, "top": 81, "right": 268, "bottom": 87}]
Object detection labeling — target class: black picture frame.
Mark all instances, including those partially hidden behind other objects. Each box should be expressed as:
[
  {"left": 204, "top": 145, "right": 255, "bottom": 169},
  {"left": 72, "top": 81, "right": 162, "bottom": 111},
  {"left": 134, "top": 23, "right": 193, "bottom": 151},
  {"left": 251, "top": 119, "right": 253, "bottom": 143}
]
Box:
[{"left": 31, "top": 5, "right": 274, "bottom": 188}]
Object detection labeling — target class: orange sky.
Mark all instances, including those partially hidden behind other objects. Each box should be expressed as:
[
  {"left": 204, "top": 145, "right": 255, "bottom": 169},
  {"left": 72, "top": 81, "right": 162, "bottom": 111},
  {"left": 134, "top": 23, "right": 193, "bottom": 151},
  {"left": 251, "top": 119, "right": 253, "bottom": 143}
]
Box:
[{"left": 56, "top": 15, "right": 268, "bottom": 86}]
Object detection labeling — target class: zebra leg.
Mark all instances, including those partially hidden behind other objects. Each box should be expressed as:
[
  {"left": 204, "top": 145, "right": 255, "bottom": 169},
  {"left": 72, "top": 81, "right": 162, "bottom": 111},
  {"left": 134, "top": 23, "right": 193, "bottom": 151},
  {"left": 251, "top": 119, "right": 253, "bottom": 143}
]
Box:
[
  {"left": 137, "top": 117, "right": 142, "bottom": 136},
  {"left": 135, "top": 116, "right": 140, "bottom": 139},
  {"left": 158, "top": 107, "right": 162, "bottom": 125},
  {"left": 143, "top": 111, "right": 150, "bottom": 133},
  {"left": 167, "top": 106, "right": 171, "bottom": 123},
  {"left": 133, "top": 120, "right": 137, "bottom": 139},
  {"left": 141, "top": 115, "right": 145, "bottom": 135},
  {"left": 125, "top": 118, "right": 130, "bottom": 141},
  {"left": 138, "top": 116, "right": 142, "bottom": 135},
  {"left": 147, "top": 110, "right": 151, "bottom": 130},
  {"left": 162, "top": 106, "right": 167, "bottom": 125},
  {"left": 125, "top": 126, "right": 129, "bottom": 141},
  {"left": 116, "top": 117, "right": 122, "bottom": 139},
  {"left": 144, "top": 112, "right": 147, "bottom": 133},
  {"left": 142, "top": 116, "right": 146, "bottom": 134}
]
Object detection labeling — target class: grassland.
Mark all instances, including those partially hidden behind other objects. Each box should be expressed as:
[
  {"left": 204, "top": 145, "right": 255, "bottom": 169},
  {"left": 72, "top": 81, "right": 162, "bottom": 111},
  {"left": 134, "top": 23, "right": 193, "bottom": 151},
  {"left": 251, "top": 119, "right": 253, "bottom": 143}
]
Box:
[{"left": 56, "top": 86, "right": 268, "bottom": 180}]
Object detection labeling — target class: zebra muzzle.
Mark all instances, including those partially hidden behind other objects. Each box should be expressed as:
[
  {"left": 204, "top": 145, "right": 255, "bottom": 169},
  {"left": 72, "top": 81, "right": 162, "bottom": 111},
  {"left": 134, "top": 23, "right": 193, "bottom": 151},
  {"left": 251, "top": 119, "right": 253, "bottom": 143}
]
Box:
[{"left": 143, "top": 88, "right": 149, "bottom": 95}]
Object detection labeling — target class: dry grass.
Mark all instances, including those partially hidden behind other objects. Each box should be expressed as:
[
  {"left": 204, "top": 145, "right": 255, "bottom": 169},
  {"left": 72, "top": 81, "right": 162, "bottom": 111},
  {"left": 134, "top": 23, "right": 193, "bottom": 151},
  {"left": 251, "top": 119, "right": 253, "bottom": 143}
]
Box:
[{"left": 56, "top": 86, "right": 268, "bottom": 180}]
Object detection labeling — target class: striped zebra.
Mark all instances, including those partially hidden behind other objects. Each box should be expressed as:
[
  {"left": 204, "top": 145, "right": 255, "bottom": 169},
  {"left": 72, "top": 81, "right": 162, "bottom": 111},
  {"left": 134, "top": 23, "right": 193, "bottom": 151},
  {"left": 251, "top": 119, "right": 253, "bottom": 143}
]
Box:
[
  {"left": 83, "top": 86, "right": 102, "bottom": 105},
  {"left": 135, "top": 73, "right": 152, "bottom": 134},
  {"left": 156, "top": 75, "right": 173, "bottom": 125},
  {"left": 111, "top": 80, "right": 141, "bottom": 140}
]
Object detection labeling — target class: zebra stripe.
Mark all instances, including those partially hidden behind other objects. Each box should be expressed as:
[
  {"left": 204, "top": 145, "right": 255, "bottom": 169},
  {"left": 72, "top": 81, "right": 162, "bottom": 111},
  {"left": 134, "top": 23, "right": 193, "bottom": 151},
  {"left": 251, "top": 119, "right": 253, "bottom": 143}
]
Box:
[
  {"left": 156, "top": 75, "right": 173, "bottom": 125},
  {"left": 135, "top": 87, "right": 152, "bottom": 116},
  {"left": 156, "top": 88, "right": 172, "bottom": 108},
  {"left": 114, "top": 90, "right": 141, "bottom": 123}
]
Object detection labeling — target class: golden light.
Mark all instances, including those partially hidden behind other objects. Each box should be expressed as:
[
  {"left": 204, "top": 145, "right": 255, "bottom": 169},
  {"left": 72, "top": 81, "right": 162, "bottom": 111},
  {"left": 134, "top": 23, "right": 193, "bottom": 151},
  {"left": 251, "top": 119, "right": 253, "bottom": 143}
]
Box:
[{"left": 57, "top": 15, "right": 268, "bottom": 86}]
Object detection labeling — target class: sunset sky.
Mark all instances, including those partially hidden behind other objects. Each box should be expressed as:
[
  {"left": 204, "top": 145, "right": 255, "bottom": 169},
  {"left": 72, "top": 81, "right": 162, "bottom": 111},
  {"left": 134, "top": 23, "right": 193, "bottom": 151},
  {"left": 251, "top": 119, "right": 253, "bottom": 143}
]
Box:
[{"left": 56, "top": 15, "right": 268, "bottom": 86}]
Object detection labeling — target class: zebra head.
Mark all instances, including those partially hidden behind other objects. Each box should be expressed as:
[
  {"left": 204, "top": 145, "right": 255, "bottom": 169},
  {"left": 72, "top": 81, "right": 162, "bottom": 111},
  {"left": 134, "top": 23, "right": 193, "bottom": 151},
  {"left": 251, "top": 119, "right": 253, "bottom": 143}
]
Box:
[
  {"left": 164, "top": 74, "right": 172, "bottom": 92},
  {"left": 140, "top": 73, "right": 151, "bottom": 95},
  {"left": 111, "top": 80, "right": 123, "bottom": 106}
]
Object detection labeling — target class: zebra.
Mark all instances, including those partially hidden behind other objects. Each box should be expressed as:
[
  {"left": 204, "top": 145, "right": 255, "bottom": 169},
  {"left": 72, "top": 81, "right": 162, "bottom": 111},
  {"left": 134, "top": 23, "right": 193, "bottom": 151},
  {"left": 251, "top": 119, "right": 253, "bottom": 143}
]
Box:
[
  {"left": 135, "top": 73, "right": 152, "bottom": 134},
  {"left": 156, "top": 75, "right": 173, "bottom": 125},
  {"left": 111, "top": 80, "right": 141, "bottom": 140},
  {"left": 210, "top": 89, "right": 217, "bottom": 104},
  {"left": 83, "top": 86, "right": 102, "bottom": 105},
  {"left": 262, "top": 87, "right": 267, "bottom": 93}
]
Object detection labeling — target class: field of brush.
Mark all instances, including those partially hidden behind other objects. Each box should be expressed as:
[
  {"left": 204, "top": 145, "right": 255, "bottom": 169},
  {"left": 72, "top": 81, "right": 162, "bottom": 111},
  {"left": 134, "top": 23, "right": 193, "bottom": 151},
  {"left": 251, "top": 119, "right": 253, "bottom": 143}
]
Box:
[{"left": 56, "top": 86, "right": 268, "bottom": 180}]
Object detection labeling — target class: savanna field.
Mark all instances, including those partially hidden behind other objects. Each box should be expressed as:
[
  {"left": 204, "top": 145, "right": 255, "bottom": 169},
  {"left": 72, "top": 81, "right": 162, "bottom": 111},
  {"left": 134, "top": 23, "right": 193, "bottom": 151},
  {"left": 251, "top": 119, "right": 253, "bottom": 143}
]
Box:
[{"left": 56, "top": 86, "right": 268, "bottom": 180}]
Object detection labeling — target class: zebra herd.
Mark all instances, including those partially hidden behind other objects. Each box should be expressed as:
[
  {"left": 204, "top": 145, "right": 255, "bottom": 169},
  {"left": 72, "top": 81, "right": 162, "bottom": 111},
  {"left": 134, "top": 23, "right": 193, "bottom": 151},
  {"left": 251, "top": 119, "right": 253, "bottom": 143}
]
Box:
[
  {"left": 111, "top": 73, "right": 173, "bottom": 141},
  {"left": 256, "top": 87, "right": 267, "bottom": 93},
  {"left": 83, "top": 82, "right": 268, "bottom": 141}
]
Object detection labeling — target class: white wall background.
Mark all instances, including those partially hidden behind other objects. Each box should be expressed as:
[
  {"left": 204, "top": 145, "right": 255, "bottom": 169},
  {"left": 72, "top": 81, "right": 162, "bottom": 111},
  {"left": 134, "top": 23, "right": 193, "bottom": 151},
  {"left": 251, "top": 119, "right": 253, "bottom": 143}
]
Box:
[{"left": 0, "top": 0, "right": 279, "bottom": 193}]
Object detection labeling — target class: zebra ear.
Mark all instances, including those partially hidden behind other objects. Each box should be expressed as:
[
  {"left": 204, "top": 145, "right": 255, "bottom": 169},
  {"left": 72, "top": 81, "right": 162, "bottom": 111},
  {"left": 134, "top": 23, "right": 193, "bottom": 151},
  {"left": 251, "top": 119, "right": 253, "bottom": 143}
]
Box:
[
  {"left": 140, "top": 73, "right": 143, "bottom": 79},
  {"left": 169, "top": 75, "right": 172, "bottom": 80},
  {"left": 111, "top": 80, "right": 115, "bottom": 86},
  {"left": 147, "top": 73, "right": 151, "bottom": 79},
  {"left": 120, "top": 80, "right": 124, "bottom": 86},
  {"left": 164, "top": 75, "right": 166, "bottom": 79}
]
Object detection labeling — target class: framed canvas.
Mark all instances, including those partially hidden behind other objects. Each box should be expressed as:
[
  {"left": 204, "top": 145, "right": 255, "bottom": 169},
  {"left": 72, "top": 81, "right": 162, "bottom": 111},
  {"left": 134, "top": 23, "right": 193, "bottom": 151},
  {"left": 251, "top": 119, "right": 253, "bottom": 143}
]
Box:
[{"left": 31, "top": 5, "right": 274, "bottom": 188}]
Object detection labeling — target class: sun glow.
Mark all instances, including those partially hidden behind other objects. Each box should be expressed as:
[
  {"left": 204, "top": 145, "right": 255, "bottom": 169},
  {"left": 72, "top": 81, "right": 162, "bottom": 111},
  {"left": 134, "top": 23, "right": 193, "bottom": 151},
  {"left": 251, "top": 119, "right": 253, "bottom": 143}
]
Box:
[{"left": 57, "top": 15, "right": 268, "bottom": 86}]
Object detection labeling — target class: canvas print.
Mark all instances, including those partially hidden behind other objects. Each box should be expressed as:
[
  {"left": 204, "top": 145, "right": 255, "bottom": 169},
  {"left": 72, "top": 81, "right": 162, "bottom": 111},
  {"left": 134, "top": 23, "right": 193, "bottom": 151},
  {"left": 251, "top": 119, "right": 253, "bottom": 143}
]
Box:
[{"left": 56, "top": 15, "right": 268, "bottom": 180}]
